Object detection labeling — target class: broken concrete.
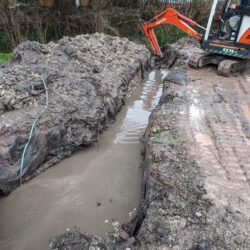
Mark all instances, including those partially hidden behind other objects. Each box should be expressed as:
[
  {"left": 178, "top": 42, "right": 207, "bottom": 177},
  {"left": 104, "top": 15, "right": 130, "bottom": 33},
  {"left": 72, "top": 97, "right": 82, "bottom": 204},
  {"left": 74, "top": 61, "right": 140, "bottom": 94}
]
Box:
[{"left": 0, "top": 33, "right": 150, "bottom": 194}]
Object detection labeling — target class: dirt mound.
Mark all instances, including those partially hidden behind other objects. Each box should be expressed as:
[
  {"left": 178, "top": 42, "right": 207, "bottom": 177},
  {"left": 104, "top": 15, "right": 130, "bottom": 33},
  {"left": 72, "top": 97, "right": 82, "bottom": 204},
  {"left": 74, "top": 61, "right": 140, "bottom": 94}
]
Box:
[{"left": 0, "top": 33, "right": 150, "bottom": 194}]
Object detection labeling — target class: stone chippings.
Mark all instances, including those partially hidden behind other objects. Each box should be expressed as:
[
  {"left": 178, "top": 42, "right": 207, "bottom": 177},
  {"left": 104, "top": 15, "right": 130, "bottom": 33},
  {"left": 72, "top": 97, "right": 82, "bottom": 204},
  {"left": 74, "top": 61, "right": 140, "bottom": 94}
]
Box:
[{"left": 0, "top": 33, "right": 150, "bottom": 194}]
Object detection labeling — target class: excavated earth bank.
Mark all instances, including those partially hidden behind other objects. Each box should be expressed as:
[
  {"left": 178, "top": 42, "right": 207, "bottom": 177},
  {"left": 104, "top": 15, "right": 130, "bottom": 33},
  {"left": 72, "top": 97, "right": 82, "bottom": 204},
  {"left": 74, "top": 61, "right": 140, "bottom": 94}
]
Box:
[
  {"left": 51, "top": 38, "right": 250, "bottom": 249},
  {"left": 135, "top": 40, "right": 250, "bottom": 250},
  {"left": 0, "top": 33, "right": 150, "bottom": 194}
]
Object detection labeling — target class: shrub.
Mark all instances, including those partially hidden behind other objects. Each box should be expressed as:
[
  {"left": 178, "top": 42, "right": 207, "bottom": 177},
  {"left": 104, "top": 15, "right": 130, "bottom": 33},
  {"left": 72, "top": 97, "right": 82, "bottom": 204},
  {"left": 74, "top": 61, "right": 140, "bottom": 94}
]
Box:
[{"left": 0, "top": 53, "right": 12, "bottom": 64}]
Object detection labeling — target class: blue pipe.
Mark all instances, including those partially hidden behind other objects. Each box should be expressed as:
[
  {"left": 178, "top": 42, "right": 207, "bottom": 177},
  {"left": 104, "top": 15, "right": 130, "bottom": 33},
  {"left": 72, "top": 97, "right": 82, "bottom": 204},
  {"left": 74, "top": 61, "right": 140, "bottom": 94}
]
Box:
[{"left": 19, "top": 77, "right": 49, "bottom": 186}]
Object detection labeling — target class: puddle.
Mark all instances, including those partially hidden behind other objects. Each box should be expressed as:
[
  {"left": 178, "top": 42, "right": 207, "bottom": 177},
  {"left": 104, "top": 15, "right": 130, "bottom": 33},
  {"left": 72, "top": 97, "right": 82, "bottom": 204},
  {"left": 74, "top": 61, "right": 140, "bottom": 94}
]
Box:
[
  {"left": 114, "top": 71, "right": 166, "bottom": 144},
  {"left": 188, "top": 93, "right": 210, "bottom": 145},
  {"left": 195, "top": 133, "right": 213, "bottom": 146},
  {"left": 242, "top": 104, "right": 250, "bottom": 122},
  {"left": 0, "top": 70, "right": 166, "bottom": 250},
  {"left": 245, "top": 71, "right": 250, "bottom": 83},
  {"left": 189, "top": 104, "right": 204, "bottom": 132},
  {"left": 0, "top": 106, "right": 40, "bottom": 128}
]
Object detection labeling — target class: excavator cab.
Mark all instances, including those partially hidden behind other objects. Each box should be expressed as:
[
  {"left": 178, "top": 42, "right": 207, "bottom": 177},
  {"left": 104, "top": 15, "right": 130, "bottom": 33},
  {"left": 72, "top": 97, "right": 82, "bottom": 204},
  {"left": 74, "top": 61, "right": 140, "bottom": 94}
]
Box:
[
  {"left": 202, "top": 0, "right": 250, "bottom": 59},
  {"left": 143, "top": 0, "right": 250, "bottom": 76}
]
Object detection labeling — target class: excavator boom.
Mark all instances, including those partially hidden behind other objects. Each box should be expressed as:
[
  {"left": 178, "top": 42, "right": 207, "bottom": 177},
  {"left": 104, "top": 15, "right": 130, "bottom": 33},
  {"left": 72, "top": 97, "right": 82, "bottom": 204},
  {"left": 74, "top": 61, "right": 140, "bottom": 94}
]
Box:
[{"left": 143, "top": 8, "right": 203, "bottom": 57}]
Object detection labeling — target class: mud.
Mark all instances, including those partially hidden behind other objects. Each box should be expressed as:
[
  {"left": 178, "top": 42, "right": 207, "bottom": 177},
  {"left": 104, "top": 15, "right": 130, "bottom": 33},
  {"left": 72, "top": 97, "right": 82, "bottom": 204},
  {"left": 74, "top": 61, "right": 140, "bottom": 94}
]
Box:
[
  {"left": 0, "top": 33, "right": 151, "bottom": 194},
  {"left": 51, "top": 38, "right": 250, "bottom": 249},
  {"left": 134, "top": 40, "right": 250, "bottom": 249},
  {"left": 0, "top": 70, "right": 167, "bottom": 250}
]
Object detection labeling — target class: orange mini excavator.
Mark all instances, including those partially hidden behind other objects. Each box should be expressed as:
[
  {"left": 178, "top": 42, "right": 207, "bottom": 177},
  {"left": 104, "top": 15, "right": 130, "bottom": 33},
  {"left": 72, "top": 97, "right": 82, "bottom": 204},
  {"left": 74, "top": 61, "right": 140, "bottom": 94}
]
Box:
[{"left": 143, "top": 0, "right": 250, "bottom": 76}]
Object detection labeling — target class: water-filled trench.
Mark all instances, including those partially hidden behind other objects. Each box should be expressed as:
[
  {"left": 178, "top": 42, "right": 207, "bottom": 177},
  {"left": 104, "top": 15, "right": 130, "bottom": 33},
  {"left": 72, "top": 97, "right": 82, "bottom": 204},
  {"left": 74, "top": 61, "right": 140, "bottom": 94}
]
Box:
[{"left": 0, "top": 70, "right": 168, "bottom": 250}]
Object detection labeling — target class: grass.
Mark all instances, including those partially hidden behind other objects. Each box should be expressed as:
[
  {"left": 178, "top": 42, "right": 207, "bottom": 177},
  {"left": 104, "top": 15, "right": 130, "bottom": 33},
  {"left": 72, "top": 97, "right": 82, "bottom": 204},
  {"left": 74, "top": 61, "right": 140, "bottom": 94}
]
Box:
[
  {"left": 0, "top": 53, "right": 12, "bottom": 64},
  {"left": 155, "top": 26, "right": 187, "bottom": 46},
  {"left": 152, "top": 131, "right": 186, "bottom": 146}
]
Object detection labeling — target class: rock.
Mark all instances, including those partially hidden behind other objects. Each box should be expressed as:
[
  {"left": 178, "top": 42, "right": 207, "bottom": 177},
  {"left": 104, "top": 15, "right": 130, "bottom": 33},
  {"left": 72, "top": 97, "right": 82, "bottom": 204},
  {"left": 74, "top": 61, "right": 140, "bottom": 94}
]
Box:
[
  {"left": 164, "top": 71, "right": 188, "bottom": 86},
  {"left": 50, "top": 230, "right": 108, "bottom": 250},
  {"left": 0, "top": 33, "right": 150, "bottom": 194},
  {"left": 119, "top": 230, "right": 129, "bottom": 241},
  {"left": 196, "top": 240, "right": 212, "bottom": 250}
]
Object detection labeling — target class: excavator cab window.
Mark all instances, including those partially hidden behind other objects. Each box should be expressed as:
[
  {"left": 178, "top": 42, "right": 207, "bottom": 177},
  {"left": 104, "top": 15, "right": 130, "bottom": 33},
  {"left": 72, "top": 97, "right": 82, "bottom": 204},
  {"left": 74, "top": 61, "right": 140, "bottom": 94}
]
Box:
[
  {"left": 217, "top": 0, "right": 242, "bottom": 40},
  {"left": 240, "top": 0, "right": 250, "bottom": 15}
]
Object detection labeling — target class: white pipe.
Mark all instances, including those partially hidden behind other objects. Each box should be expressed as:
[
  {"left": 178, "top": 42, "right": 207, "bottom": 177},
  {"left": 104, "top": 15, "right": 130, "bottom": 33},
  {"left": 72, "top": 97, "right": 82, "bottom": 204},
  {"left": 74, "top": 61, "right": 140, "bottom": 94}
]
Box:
[
  {"left": 75, "top": 0, "right": 80, "bottom": 8},
  {"left": 225, "top": 0, "right": 232, "bottom": 12},
  {"left": 204, "top": 0, "right": 219, "bottom": 41}
]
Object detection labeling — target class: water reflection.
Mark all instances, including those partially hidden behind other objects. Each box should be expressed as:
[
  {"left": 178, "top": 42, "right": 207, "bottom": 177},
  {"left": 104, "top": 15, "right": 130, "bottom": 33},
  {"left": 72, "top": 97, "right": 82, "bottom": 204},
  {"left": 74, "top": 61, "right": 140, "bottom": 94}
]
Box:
[{"left": 114, "top": 70, "right": 168, "bottom": 144}]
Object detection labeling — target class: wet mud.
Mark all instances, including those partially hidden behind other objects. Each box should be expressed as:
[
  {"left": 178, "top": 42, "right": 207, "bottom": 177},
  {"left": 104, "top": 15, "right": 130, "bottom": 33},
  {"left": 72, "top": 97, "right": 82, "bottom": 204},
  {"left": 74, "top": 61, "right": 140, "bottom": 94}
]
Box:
[
  {"left": 135, "top": 41, "right": 250, "bottom": 249},
  {"left": 0, "top": 70, "right": 167, "bottom": 250}
]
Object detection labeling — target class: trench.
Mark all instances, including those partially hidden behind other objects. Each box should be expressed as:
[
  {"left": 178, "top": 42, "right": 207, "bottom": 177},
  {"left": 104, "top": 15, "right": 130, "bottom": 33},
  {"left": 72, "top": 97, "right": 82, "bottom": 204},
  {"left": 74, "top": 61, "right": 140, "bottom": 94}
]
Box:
[{"left": 0, "top": 70, "right": 168, "bottom": 250}]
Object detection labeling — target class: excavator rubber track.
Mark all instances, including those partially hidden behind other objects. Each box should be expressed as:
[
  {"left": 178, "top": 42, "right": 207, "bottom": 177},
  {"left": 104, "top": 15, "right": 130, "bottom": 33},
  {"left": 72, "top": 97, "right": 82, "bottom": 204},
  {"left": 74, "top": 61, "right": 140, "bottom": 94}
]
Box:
[
  {"left": 189, "top": 53, "right": 210, "bottom": 69},
  {"left": 189, "top": 53, "right": 225, "bottom": 69},
  {"left": 189, "top": 53, "right": 248, "bottom": 77},
  {"left": 217, "top": 59, "right": 247, "bottom": 77}
]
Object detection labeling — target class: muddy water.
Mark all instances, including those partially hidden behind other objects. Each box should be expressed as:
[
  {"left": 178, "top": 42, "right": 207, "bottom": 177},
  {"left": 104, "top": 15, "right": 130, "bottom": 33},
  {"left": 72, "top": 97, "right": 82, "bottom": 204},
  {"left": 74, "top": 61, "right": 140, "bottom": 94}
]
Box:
[{"left": 0, "top": 70, "right": 167, "bottom": 250}]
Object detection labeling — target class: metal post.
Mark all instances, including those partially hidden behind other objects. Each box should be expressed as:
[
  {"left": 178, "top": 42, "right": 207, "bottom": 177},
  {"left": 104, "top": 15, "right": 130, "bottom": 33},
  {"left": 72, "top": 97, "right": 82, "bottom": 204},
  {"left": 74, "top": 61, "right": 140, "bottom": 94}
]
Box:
[{"left": 204, "top": 0, "right": 219, "bottom": 41}]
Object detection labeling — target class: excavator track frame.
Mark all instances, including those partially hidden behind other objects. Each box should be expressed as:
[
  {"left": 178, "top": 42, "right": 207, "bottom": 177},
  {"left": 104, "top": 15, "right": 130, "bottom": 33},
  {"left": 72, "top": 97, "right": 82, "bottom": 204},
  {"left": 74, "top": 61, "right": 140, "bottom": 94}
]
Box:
[
  {"left": 189, "top": 52, "right": 248, "bottom": 77},
  {"left": 189, "top": 53, "right": 225, "bottom": 69},
  {"left": 218, "top": 59, "right": 247, "bottom": 76}
]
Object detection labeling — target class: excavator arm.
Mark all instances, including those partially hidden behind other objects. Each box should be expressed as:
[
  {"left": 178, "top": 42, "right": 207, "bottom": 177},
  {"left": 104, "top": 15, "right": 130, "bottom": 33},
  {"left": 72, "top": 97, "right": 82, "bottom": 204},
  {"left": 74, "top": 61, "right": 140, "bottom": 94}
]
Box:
[{"left": 143, "top": 8, "right": 204, "bottom": 57}]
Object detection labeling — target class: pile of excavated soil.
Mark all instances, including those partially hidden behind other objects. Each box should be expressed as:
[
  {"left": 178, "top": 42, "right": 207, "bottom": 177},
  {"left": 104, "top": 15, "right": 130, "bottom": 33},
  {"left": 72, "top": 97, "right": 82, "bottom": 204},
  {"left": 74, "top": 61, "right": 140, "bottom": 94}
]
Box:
[
  {"left": 0, "top": 33, "right": 150, "bottom": 194},
  {"left": 50, "top": 38, "right": 250, "bottom": 249}
]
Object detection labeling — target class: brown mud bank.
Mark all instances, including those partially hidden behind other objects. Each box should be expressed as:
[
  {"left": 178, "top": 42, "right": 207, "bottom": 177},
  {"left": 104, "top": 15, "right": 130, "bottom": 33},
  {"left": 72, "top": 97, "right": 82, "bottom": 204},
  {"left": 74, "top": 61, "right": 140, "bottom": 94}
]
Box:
[
  {"left": 0, "top": 33, "right": 150, "bottom": 194},
  {"left": 51, "top": 38, "right": 250, "bottom": 249}
]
